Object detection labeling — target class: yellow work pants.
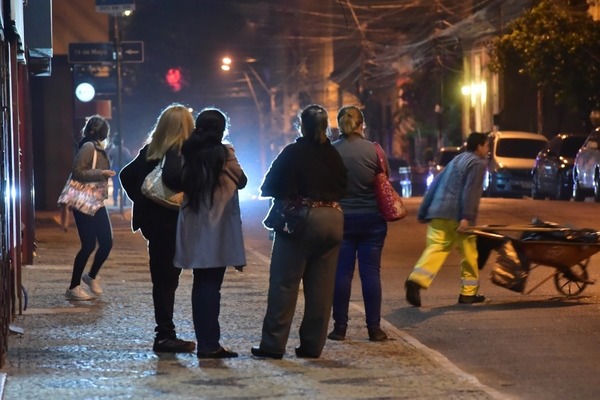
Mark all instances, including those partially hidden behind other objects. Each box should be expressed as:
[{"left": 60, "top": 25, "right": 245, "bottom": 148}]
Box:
[{"left": 408, "top": 218, "right": 479, "bottom": 296}]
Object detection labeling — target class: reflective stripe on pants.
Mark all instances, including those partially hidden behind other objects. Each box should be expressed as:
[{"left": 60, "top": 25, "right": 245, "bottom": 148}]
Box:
[{"left": 408, "top": 218, "right": 479, "bottom": 296}]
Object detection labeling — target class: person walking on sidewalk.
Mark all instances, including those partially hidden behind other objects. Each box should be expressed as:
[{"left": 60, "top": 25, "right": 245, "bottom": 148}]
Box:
[
  {"left": 65, "top": 115, "right": 116, "bottom": 301},
  {"left": 119, "top": 104, "right": 196, "bottom": 353},
  {"left": 106, "top": 133, "right": 133, "bottom": 206},
  {"left": 165, "top": 108, "right": 247, "bottom": 359},
  {"left": 252, "top": 104, "right": 347, "bottom": 359},
  {"left": 405, "top": 132, "right": 489, "bottom": 307},
  {"left": 328, "top": 105, "right": 388, "bottom": 342}
]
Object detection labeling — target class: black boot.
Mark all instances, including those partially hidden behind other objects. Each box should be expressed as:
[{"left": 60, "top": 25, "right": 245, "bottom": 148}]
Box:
[{"left": 327, "top": 324, "right": 347, "bottom": 341}]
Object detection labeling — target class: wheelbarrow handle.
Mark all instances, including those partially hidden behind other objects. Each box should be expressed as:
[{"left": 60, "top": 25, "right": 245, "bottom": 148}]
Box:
[
  {"left": 467, "top": 226, "right": 585, "bottom": 233},
  {"left": 466, "top": 229, "right": 507, "bottom": 240}
]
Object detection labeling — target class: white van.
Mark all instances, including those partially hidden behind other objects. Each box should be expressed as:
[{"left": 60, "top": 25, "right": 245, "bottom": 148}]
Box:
[
  {"left": 484, "top": 131, "right": 548, "bottom": 197},
  {"left": 573, "top": 127, "right": 600, "bottom": 201}
]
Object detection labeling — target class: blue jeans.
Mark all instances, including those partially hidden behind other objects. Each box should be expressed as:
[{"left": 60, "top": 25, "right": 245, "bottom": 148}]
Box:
[{"left": 332, "top": 212, "right": 387, "bottom": 329}]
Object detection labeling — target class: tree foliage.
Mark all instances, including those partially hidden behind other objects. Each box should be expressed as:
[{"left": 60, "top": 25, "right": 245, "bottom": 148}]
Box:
[{"left": 489, "top": 0, "right": 600, "bottom": 115}]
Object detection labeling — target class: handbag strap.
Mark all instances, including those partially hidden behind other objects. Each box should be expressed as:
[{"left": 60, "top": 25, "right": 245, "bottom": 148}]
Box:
[
  {"left": 373, "top": 142, "right": 388, "bottom": 175},
  {"left": 92, "top": 149, "right": 98, "bottom": 169}
]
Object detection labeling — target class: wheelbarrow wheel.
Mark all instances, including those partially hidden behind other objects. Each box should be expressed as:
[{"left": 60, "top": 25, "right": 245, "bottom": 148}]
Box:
[{"left": 553, "top": 261, "right": 589, "bottom": 297}]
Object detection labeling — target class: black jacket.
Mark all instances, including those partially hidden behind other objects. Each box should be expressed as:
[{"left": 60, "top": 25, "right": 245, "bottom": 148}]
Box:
[
  {"left": 261, "top": 137, "right": 347, "bottom": 201},
  {"left": 119, "top": 145, "right": 181, "bottom": 233}
]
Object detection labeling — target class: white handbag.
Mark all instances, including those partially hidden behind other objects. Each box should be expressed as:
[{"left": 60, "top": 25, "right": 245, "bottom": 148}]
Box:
[{"left": 141, "top": 157, "right": 183, "bottom": 210}]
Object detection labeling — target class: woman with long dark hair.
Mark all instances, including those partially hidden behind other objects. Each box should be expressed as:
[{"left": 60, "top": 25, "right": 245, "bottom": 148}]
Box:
[
  {"left": 167, "top": 108, "right": 247, "bottom": 359},
  {"left": 251, "top": 104, "right": 347, "bottom": 359},
  {"left": 65, "top": 115, "right": 115, "bottom": 301}
]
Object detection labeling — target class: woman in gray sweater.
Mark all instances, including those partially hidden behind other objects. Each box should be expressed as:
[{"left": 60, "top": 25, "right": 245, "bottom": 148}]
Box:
[{"left": 329, "top": 105, "right": 389, "bottom": 342}]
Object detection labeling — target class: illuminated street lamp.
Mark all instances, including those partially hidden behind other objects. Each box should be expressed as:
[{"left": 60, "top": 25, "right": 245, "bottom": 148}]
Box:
[
  {"left": 221, "top": 57, "right": 232, "bottom": 71},
  {"left": 220, "top": 56, "right": 274, "bottom": 175}
]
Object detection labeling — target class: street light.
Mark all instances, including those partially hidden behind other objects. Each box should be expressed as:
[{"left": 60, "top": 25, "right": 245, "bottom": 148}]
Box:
[{"left": 220, "top": 56, "right": 274, "bottom": 175}]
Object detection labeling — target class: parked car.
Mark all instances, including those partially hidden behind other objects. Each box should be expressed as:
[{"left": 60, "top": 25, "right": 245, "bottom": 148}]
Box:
[
  {"left": 573, "top": 127, "right": 600, "bottom": 201},
  {"left": 484, "top": 131, "right": 548, "bottom": 197},
  {"left": 425, "top": 146, "right": 462, "bottom": 189},
  {"left": 531, "top": 133, "right": 587, "bottom": 200}
]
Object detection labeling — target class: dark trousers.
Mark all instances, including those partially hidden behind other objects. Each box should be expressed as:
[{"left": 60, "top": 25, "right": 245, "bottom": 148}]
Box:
[
  {"left": 260, "top": 207, "right": 343, "bottom": 356},
  {"left": 143, "top": 222, "right": 182, "bottom": 341},
  {"left": 332, "top": 212, "right": 387, "bottom": 330},
  {"left": 192, "top": 267, "right": 227, "bottom": 353},
  {"left": 70, "top": 207, "right": 113, "bottom": 289}
]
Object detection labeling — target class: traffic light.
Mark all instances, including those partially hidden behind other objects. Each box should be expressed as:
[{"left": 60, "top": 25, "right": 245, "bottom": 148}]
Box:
[{"left": 165, "top": 67, "right": 183, "bottom": 92}]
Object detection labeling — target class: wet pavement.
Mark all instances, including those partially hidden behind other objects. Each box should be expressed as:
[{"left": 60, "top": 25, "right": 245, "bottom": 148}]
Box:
[{"left": 0, "top": 207, "right": 512, "bottom": 399}]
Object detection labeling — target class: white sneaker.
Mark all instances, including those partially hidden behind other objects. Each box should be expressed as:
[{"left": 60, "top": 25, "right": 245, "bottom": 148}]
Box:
[
  {"left": 82, "top": 272, "right": 103, "bottom": 295},
  {"left": 65, "top": 285, "right": 94, "bottom": 301}
]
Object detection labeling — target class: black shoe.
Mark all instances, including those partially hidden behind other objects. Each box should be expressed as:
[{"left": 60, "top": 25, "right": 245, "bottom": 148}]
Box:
[
  {"left": 197, "top": 346, "right": 238, "bottom": 359},
  {"left": 327, "top": 326, "right": 347, "bottom": 341},
  {"left": 458, "top": 294, "right": 486, "bottom": 304},
  {"left": 368, "top": 327, "right": 388, "bottom": 342},
  {"left": 295, "top": 346, "right": 320, "bottom": 358},
  {"left": 405, "top": 280, "right": 422, "bottom": 307},
  {"left": 251, "top": 346, "right": 284, "bottom": 360},
  {"left": 153, "top": 338, "right": 196, "bottom": 353}
]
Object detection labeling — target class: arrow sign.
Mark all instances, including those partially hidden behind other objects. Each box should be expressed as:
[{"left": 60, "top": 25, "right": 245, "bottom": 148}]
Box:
[{"left": 121, "top": 41, "right": 144, "bottom": 63}]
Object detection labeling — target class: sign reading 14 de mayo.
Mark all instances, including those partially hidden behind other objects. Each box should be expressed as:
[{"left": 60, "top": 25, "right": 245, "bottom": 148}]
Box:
[
  {"left": 96, "top": 0, "right": 135, "bottom": 14},
  {"left": 68, "top": 43, "right": 114, "bottom": 64}
]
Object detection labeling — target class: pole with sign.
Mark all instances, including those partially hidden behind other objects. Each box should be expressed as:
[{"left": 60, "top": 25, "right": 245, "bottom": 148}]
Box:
[
  {"left": 96, "top": 0, "right": 135, "bottom": 14},
  {"left": 94, "top": 0, "right": 138, "bottom": 214}
]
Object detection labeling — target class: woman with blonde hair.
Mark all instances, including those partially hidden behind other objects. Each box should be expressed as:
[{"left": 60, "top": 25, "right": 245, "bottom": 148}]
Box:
[
  {"left": 329, "top": 105, "right": 389, "bottom": 342},
  {"left": 120, "top": 103, "right": 196, "bottom": 353}
]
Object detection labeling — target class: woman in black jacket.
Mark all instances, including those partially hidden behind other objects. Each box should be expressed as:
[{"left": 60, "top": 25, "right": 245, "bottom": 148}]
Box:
[
  {"left": 120, "top": 104, "right": 196, "bottom": 353},
  {"left": 251, "top": 104, "right": 347, "bottom": 359}
]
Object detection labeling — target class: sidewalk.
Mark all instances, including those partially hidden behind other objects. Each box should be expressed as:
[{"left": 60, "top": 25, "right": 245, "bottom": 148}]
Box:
[{"left": 1, "top": 208, "right": 510, "bottom": 400}]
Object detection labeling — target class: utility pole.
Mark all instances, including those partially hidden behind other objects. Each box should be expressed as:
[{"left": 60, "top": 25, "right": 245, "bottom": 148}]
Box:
[{"left": 112, "top": 15, "right": 124, "bottom": 215}]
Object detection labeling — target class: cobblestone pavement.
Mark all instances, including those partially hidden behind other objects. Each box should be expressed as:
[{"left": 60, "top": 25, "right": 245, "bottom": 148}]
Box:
[{"left": 0, "top": 209, "right": 512, "bottom": 400}]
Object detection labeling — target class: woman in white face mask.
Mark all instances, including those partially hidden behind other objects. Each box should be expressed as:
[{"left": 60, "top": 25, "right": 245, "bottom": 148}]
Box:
[{"left": 65, "top": 115, "right": 116, "bottom": 301}]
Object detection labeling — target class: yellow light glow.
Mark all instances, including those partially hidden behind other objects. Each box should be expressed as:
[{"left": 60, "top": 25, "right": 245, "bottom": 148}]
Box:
[
  {"left": 221, "top": 65, "right": 230, "bottom": 71},
  {"left": 222, "top": 57, "right": 232, "bottom": 65},
  {"left": 461, "top": 82, "right": 487, "bottom": 105}
]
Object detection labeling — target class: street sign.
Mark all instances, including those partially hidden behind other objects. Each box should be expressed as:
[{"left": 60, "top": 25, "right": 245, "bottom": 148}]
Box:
[
  {"left": 68, "top": 42, "right": 114, "bottom": 64},
  {"left": 96, "top": 0, "right": 135, "bottom": 14},
  {"left": 121, "top": 41, "right": 144, "bottom": 63},
  {"left": 74, "top": 64, "right": 117, "bottom": 95}
]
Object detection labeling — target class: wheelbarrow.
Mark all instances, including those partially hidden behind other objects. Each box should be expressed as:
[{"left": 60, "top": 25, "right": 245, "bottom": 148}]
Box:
[{"left": 469, "top": 221, "right": 600, "bottom": 297}]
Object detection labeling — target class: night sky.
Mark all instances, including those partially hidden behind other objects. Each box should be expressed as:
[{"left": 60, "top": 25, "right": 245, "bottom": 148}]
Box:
[{"left": 119, "top": 0, "right": 271, "bottom": 195}]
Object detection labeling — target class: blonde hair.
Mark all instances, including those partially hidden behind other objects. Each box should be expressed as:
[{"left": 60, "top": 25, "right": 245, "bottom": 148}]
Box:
[
  {"left": 337, "top": 105, "right": 364, "bottom": 136},
  {"left": 146, "top": 104, "right": 194, "bottom": 160}
]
